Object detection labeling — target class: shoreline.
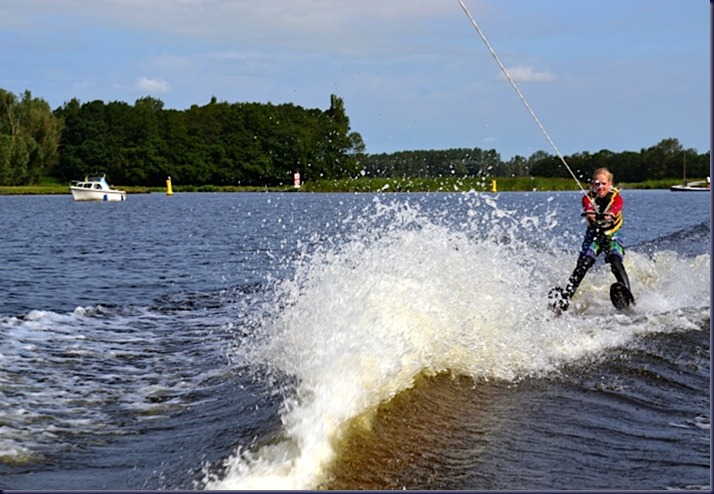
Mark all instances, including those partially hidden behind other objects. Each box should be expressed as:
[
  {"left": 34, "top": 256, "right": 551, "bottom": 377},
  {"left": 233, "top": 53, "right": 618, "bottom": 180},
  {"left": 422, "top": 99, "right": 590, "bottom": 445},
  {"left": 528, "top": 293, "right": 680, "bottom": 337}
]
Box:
[{"left": 0, "top": 177, "right": 693, "bottom": 195}]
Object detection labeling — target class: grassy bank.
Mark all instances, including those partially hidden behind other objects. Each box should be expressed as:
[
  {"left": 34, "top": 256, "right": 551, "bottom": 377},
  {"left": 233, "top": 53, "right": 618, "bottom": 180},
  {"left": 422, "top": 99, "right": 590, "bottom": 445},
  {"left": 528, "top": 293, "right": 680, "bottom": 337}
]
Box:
[
  {"left": 299, "top": 176, "right": 578, "bottom": 192},
  {"left": 0, "top": 176, "right": 697, "bottom": 195},
  {"left": 0, "top": 177, "right": 152, "bottom": 195},
  {"left": 298, "top": 176, "right": 692, "bottom": 193}
]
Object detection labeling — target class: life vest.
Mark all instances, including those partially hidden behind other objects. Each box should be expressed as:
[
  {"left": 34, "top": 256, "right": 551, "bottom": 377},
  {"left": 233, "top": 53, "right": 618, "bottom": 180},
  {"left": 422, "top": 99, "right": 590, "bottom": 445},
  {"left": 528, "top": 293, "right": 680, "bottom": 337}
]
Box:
[{"left": 582, "top": 187, "right": 623, "bottom": 236}]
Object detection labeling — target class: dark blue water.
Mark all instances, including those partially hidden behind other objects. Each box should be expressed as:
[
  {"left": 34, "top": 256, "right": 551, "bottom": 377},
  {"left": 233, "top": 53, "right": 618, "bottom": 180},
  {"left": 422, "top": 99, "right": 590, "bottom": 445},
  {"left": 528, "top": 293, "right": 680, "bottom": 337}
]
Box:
[{"left": 0, "top": 190, "right": 709, "bottom": 490}]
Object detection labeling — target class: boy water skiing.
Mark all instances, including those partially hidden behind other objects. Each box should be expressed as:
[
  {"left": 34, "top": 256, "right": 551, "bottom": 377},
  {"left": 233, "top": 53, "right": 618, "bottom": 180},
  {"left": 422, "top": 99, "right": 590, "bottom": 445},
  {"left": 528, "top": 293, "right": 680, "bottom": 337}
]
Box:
[{"left": 549, "top": 167, "right": 635, "bottom": 312}]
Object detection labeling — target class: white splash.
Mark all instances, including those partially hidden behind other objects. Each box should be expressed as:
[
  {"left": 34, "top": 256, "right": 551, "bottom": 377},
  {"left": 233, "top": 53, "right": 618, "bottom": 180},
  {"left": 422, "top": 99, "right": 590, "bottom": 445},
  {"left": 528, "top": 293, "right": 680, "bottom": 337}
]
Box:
[{"left": 207, "top": 193, "right": 709, "bottom": 490}]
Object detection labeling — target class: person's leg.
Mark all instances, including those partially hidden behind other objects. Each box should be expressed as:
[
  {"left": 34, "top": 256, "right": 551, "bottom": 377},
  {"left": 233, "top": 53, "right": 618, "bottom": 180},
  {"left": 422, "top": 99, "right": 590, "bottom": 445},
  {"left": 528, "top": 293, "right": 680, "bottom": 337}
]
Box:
[
  {"left": 605, "top": 234, "right": 635, "bottom": 303},
  {"left": 548, "top": 253, "right": 595, "bottom": 311},
  {"left": 606, "top": 254, "right": 630, "bottom": 290},
  {"left": 563, "top": 229, "right": 600, "bottom": 298},
  {"left": 564, "top": 255, "right": 595, "bottom": 299},
  {"left": 549, "top": 230, "right": 599, "bottom": 312}
]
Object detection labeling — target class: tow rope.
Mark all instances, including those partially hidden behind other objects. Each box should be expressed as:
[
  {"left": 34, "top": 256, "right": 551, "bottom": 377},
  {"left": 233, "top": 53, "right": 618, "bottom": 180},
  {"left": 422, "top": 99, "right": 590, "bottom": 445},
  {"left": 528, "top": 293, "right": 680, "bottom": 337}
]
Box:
[{"left": 458, "top": 0, "right": 590, "bottom": 199}]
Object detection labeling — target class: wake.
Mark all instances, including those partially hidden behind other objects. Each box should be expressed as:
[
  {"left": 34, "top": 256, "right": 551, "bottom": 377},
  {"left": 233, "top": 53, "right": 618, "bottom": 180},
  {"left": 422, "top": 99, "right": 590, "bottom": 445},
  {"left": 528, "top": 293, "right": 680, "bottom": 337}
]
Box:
[{"left": 205, "top": 193, "right": 709, "bottom": 490}]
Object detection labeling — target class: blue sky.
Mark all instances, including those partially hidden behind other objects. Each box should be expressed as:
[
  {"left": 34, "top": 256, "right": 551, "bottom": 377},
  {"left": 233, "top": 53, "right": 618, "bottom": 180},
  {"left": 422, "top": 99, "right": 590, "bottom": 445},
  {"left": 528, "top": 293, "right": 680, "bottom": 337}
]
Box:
[{"left": 1, "top": 0, "right": 709, "bottom": 159}]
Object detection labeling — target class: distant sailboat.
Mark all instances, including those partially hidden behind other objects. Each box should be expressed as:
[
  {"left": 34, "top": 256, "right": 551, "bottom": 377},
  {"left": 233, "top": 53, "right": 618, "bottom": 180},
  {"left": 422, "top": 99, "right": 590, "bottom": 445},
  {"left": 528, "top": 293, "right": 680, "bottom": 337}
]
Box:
[{"left": 670, "top": 154, "right": 709, "bottom": 192}]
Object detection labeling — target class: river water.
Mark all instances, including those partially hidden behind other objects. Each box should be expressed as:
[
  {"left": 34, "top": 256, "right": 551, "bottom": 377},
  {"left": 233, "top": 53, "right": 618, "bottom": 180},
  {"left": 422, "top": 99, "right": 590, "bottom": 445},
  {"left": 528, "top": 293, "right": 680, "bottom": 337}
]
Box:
[{"left": 0, "top": 189, "right": 709, "bottom": 490}]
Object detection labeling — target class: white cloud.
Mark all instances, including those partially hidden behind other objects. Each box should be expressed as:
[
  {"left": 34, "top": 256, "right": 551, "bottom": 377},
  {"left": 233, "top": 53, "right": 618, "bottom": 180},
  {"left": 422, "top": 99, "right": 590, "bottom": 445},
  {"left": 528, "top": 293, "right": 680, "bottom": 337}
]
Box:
[
  {"left": 2, "top": 0, "right": 707, "bottom": 157},
  {"left": 3, "top": 0, "right": 456, "bottom": 58},
  {"left": 135, "top": 76, "right": 171, "bottom": 94},
  {"left": 501, "top": 66, "right": 557, "bottom": 83}
]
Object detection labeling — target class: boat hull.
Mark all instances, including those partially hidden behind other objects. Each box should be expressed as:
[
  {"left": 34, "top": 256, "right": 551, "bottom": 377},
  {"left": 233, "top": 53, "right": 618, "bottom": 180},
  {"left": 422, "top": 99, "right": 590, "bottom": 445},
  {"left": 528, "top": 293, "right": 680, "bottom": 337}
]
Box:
[
  {"left": 70, "top": 187, "right": 126, "bottom": 201},
  {"left": 670, "top": 178, "right": 709, "bottom": 192},
  {"left": 669, "top": 185, "right": 709, "bottom": 192}
]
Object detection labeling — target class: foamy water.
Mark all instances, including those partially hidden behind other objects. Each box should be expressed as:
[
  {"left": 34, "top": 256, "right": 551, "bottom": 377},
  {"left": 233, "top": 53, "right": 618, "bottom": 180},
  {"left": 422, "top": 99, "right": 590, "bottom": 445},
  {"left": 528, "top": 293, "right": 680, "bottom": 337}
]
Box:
[
  {"left": 1, "top": 191, "right": 707, "bottom": 490},
  {"left": 205, "top": 193, "right": 710, "bottom": 490}
]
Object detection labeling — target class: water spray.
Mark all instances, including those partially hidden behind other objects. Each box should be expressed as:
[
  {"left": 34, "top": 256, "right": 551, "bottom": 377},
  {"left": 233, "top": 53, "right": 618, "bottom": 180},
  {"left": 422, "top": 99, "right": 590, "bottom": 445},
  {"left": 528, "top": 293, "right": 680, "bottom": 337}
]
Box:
[{"left": 458, "top": 0, "right": 589, "bottom": 197}]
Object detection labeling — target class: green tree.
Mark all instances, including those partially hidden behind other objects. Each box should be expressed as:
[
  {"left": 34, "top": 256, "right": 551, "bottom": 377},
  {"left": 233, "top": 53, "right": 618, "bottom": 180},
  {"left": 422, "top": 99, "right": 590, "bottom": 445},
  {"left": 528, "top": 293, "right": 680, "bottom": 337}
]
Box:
[
  {"left": 642, "top": 138, "right": 683, "bottom": 180},
  {"left": 122, "top": 97, "right": 168, "bottom": 184},
  {"left": 0, "top": 89, "right": 61, "bottom": 185}
]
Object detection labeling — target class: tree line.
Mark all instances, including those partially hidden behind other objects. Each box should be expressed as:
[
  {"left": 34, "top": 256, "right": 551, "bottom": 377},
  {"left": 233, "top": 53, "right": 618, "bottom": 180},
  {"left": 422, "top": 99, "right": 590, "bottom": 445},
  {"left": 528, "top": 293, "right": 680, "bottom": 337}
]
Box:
[
  {"left": 0, "top": 89, "right": 365, "bottom": 187},
  {"left": 361, "top": 140, "right": 710, "bottom": 184},
  {"left": 0, "top": 87, "right": 709, "bottom": 187},
  {"left": 54, "top": 93, "right": 365, "bottom": 187}
]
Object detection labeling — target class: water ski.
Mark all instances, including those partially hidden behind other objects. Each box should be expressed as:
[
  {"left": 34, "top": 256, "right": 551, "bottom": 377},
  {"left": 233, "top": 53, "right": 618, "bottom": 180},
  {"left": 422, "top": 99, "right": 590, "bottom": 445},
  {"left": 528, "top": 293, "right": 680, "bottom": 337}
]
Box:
[
  {"left": 549, "top": 283, "right": 635, "bottom": 313},
  {"left": 547, "top": 286, "right": 569, "bottom": 313},
  {"left": 609, "top": 282, "right": 634, "bottom": 310}
]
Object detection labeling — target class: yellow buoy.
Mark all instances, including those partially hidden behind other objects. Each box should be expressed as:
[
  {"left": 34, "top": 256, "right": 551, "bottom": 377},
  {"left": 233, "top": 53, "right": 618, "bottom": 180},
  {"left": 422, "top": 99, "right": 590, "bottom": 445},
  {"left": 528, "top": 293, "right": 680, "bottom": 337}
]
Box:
[
  {"left": 166, "top": 176, "right": 173, "bottom": 196},
  {"left": 491, "top": 179, "right": 497, "bottom": 192}
]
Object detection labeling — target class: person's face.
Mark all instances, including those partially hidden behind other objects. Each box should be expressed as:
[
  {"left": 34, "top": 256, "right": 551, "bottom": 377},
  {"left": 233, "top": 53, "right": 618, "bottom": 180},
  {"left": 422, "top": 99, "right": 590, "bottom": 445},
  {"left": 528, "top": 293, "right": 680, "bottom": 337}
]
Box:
[{"left": 592, "top": 173, "right": 611, "bottom": 198}]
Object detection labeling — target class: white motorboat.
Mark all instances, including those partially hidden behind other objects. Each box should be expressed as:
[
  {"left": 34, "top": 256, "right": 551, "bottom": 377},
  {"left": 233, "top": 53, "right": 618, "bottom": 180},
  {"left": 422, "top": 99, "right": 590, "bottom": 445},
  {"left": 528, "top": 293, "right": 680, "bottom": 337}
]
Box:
[{"left": 70, "top": 175, "right": 126, "bottom": 201}]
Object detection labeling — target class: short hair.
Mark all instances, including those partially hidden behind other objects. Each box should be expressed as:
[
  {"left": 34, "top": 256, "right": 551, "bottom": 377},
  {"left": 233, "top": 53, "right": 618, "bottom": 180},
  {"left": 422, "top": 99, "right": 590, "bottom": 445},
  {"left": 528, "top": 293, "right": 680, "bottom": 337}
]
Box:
[{"left": 593, "top": 167, "right": 614, "bottom": 182}]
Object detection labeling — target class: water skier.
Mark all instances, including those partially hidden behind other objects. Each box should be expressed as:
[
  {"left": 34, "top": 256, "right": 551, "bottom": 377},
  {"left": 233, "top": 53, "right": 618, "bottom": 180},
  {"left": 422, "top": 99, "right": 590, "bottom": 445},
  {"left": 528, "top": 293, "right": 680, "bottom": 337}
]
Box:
[{"left": 549, "top": 167, "right": 635, "bottom": 311}]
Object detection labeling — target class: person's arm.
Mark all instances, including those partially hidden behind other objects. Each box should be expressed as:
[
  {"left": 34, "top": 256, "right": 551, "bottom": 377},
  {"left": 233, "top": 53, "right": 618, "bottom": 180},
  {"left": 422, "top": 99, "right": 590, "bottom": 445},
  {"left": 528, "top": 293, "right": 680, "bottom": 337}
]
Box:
[{"left": 582, "top": 194, "right": 597, "bottom": 226}]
